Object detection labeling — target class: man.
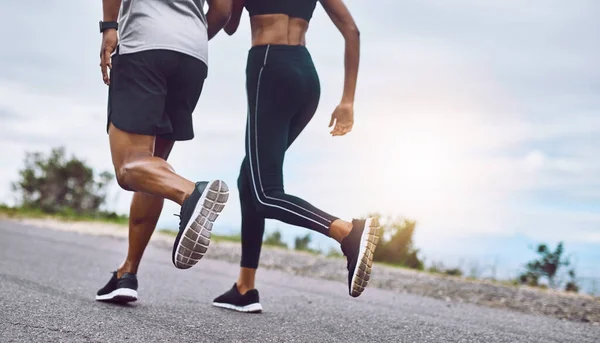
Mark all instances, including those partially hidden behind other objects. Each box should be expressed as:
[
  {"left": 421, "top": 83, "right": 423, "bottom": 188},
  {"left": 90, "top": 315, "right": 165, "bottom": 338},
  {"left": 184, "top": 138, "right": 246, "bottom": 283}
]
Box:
[{"left": 95, "top": 0, "right": 232, "bottom": 303}]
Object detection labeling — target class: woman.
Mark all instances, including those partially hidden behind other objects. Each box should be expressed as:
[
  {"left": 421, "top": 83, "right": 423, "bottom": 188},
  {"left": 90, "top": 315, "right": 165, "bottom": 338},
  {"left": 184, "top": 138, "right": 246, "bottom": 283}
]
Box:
[{"left": 212, "top": 0, "right": 380, "bottom": 313}]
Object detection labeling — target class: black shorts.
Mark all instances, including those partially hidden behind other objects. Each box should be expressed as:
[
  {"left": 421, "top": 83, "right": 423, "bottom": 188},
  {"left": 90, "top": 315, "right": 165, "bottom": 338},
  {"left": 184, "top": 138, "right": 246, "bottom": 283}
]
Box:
[{"left": 107, "top": 48, "right": 208, "bottom": 141}]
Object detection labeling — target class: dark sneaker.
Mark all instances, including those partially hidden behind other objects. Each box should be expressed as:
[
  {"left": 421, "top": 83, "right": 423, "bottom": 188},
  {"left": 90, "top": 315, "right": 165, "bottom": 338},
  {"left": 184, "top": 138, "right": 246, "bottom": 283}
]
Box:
[
  {"left": 172, "top": 180, "right": 229, "bottom": 269},
  {"left": 95, "top": 271, "right": 138, "bottom": 303},
  {"left": 212, "top": 283, "right": 263, "bottom": 313},
  {"left": 341, "top": 217, "right": 381, "bottom": 298}
]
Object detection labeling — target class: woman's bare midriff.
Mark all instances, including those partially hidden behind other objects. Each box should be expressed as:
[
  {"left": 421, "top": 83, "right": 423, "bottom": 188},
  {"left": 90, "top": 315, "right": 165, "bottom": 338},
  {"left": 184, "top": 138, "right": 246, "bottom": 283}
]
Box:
[{"left": 250, "top": 14, "right": 310, "bottom": 46}]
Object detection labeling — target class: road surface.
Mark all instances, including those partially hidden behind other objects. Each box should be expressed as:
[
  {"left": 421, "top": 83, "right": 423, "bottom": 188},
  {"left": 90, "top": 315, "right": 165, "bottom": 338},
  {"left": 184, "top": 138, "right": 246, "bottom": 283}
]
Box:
[{"left": 1, "top": 221, "right": 599, "bottom": 343}]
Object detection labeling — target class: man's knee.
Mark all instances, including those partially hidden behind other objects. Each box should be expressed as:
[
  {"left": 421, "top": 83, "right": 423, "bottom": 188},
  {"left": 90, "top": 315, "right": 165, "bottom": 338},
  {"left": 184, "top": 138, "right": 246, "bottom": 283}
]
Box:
[
  {"left": 113, "top": 150, "right": 153, "bottom": 191},
  {"left": 115, "top": 163, "right": 134, "bottom": 191}
]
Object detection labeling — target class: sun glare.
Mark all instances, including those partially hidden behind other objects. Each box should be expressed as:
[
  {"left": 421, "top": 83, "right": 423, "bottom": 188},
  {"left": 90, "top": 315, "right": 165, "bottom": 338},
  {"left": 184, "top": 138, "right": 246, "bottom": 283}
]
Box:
[{"left": 363, "top": 118, "right": 469, "bottom": 218}]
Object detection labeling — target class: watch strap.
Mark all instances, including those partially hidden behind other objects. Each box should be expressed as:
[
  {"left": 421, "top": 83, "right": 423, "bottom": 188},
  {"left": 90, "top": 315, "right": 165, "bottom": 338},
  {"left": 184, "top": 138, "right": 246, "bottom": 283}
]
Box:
[{"left": 99, "top": 21, "right": 118, "bottom": 33}]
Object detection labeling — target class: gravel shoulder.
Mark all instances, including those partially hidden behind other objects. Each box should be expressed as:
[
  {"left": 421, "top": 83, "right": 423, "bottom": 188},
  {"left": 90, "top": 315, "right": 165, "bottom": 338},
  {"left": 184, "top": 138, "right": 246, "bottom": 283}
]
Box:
[{"left": 4, "top": 216, "right": 599, "bottom": 324}]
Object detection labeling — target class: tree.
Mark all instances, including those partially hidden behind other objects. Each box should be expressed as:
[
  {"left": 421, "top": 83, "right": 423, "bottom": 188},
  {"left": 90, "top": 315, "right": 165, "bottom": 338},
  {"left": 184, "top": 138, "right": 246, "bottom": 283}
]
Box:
[
  {"left": 294, "top": 233, "right": 318, "bottom": 253},
  {"left": 294, "top": 233, "right": 310, "bottom": 251},
  {"left": 11, "top": 147, "right": 113, "bottom": 214},
  {"left": 264, "top": 230, "right": 287, "bottom": 248},
  {"left": 518, "top": 242, "right": 578, "bottom": 291},
  {"left": 366, "top": 213, "right": 424, "bottom": 270},
  {"left": 564, "top": 269, "right": 579, "bottom": 293}
]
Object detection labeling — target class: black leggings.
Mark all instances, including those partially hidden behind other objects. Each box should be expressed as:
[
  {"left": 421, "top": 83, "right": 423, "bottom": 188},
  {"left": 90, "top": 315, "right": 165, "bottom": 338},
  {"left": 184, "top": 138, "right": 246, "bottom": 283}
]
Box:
[{"left": 239, "top": 45, "right": 339, "bottom": 269}]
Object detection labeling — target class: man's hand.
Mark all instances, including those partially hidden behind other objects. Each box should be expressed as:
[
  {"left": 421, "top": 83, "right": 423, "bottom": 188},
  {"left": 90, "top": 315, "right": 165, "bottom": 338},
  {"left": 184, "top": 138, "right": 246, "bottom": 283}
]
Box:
[
  {"left": 100, "top": 29, "right": 118, "bottom": 85},
  {"left": 206, "top": 0, "right": 233, "bottom": 40},
  {"left": 329, "top": 102, "right": 354, "bottom": 136}
]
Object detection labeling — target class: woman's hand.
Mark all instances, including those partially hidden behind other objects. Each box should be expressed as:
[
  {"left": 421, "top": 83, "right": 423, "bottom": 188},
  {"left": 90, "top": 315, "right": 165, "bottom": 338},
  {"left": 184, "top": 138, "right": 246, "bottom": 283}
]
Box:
[{"left": 329, "top": 103, "right": 354, "bottom": 136}]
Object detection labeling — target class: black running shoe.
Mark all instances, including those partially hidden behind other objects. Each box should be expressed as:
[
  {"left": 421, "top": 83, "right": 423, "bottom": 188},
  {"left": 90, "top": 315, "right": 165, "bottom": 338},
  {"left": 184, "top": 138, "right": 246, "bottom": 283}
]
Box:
[
  {"left": 341, "top": 217, "right": 381, "bottom": 297},
  {"left": 212, "top": 283, "right": 263, "bottom": 313},
  {"left": 172, "top": 180, "right": 229, "bottom": 269},
  {"left": 95, "top": 271, "right": 138, "bottom": 303}
]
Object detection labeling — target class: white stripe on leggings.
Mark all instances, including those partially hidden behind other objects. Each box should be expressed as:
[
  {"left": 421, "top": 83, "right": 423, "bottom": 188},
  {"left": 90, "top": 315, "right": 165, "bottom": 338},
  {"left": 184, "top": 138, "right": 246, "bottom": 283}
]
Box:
[
  {"left": 247, "top": 45, "right": 330, "bottom": 230},
  {"left": 255, "top": 47, "right": 332, "bottom": 223}
]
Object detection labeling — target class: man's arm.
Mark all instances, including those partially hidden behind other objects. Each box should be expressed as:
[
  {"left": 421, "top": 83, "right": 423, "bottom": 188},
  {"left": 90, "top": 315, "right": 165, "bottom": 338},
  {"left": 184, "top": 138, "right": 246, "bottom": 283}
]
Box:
[
  {"left": 102, "top": 0, "right": 122, "bottom": 21},
  {"left": 319, "top": 0, "right": 360, "bottom": 105},
  {"left": 224, "top": 0, "right": 244, "bottom": 35},
  {"left": 206, "top": 0, "right": 233, "bottom": 40}
]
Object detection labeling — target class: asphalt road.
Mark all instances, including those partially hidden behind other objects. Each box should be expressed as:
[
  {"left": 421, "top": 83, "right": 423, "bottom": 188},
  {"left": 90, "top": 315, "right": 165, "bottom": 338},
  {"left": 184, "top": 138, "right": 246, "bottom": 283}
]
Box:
[{"left": 1, "top": 221, "right": 599, "bottom": 343}]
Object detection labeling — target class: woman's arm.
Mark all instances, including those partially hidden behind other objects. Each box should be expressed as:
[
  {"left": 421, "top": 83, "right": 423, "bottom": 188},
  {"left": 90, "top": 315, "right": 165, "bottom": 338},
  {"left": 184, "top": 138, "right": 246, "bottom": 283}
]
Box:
[
  {"left": 224, "top": 0, "right": 245, "bottom": 35},
  {"left": 319, "top": 0, "right": 360, "bottom": 105}
]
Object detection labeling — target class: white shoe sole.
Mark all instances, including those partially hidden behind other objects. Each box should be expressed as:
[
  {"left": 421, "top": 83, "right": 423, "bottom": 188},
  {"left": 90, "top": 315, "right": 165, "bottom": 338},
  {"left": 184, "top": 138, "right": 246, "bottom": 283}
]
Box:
[
  {"left": 95, "top": 288, "right": 138, "bottom": 303},
  {"left": 350, "top": 217, "right": 381, "bottom": 297},
  {"left": 173, "top": 180, "right": 229, "bottom": 269},
  {"left": 212, "top": 302, "right": 263, "bottom": 313}
]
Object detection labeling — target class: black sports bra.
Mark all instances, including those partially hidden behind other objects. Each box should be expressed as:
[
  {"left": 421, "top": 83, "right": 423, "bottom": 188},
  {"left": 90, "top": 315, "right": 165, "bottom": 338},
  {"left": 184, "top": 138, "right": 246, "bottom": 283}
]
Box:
[{"left": 246, "top": 0, "right": 318, "bottom": 22}]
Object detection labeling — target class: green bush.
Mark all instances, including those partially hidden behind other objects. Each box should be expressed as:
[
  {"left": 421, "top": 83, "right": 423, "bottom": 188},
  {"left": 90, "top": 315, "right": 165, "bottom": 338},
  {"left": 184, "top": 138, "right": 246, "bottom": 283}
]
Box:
[
  {"left": 444, "top": 268, "right": 463, "bottom": 277},
  {"left": 518, "top": 242, "right": 579, "bottom": 292},
  {"left": 264, "top": 230, "right": 287, "bottom": 248},
  {"left": 294, "top": 233, "right": 319, "bottom": 254},
  {"left": 11, "top": 147, "right": 114, "bottom": 215},
  {"left": 366, "top": 213, "right": 424, "bottom": 270},
  {"left": 427, "top": 261, "right": 463, "bottom": 277}
]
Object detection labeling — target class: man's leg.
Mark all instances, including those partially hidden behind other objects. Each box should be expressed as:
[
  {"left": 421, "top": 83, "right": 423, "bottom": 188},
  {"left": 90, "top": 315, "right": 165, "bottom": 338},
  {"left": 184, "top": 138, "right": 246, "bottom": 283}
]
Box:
[
  {"left": 106, "top": 50, "right": 197, "bottom": 205},
  {"left": 117, "top": 136, "right": 175, "bottom": 278},
  {"left": 108, "top": 124, "right": 195, "bottom": 206},
  {"left": 97, "top": 50, "right": 228, "bottom": 303},
  {"left": 159, "top": 53, "right": 229, "bottom": 270},
  {"left": 97, "top": 127, "right": 203, "bottom": 302}
]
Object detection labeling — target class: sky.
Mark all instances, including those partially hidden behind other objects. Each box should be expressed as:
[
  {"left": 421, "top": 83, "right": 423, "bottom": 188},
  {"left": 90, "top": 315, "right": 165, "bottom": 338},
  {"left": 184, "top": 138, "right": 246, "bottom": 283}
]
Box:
[{"left": 0, "top": 1, "right": 598, "bottom": 281}]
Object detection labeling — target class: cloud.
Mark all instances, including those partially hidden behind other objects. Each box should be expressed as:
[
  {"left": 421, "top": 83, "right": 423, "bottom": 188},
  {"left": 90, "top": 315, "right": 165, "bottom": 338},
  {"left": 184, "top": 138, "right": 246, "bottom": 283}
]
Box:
[{"left": 0, "top": 0, "right": 598, "bottom": 260}]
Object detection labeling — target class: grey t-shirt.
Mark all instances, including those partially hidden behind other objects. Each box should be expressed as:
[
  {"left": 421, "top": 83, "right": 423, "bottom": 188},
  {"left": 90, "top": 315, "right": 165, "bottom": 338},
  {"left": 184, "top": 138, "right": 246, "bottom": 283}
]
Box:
[{"left": 118, "top": 0, "right": 208, "bottom": 65}]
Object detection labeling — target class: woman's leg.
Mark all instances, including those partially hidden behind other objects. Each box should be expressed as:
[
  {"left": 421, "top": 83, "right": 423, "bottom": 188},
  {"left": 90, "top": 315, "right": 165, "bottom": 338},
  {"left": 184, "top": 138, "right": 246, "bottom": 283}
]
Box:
[
  {"left": 235, "top": 60, "right": 352, "bottom": 294},
  {"left": 242, "top": 51, "right": 341, "bottom": 238},
  {"left": 238, "top": 156, "right": 265, "bottom": 268},
  {"left": 216, "top": 47, "right": 379, "bottom": 306},
  {"left": 231, "top": 105, "right": 355, "bottom": 294}
]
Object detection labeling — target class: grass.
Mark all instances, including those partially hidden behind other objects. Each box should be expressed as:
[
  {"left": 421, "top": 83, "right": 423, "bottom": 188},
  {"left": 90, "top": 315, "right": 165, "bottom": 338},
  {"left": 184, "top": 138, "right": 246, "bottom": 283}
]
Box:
[
  {"left": 157, "top": 229, "right": 317, "bottom": 252},
  {"left": 2, "top": 206, "right": 588, "bottom": 296},
  {"left": 0, "top": 204, "right": 129, "bottom": 225},
  {"left": 157, "top": 229, "right": 242, "bottom": 243},
  {"left": 377, "top": 261, "right": 418, "bottom": 270}
]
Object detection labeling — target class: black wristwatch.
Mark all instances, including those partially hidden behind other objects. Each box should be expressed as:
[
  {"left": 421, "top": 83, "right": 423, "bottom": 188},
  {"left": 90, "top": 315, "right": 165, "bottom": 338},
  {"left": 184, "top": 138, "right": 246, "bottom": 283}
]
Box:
[{"left": 99, "top": 21, "right": 118, "bottom": 33}]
